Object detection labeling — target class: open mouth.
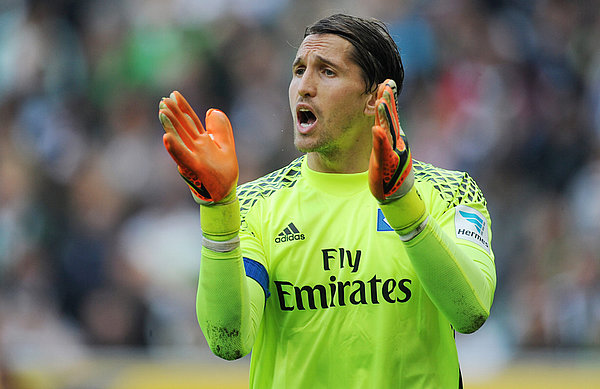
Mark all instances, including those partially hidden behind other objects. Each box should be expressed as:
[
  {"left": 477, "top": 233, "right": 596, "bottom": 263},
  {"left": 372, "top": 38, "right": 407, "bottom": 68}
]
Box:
[{"left": 297, "top": 108, "right": 317, "bottom": 129}]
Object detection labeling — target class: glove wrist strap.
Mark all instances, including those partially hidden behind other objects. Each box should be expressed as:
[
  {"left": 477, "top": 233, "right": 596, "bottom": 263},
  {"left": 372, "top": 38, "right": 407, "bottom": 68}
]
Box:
[
  {"left": 200, "top": 191, "right": 240, "bottom": 241},
  {"left": 379, "top": 185, "right": 427, "bottom": 236}
]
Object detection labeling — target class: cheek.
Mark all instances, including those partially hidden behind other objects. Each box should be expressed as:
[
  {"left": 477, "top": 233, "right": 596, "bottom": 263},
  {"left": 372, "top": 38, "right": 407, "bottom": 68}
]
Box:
[
  {"left": 329, "top": 93, "right": 362, "bottom": 119},
  {"left": 289, "top": 81, "right": 303, "bottom": 122},
  {"left": 331, "top": 99, "right": 370, "bottom": 132},
  {"left": 288, "top": 82, "right": 295, "bottom": 110}
]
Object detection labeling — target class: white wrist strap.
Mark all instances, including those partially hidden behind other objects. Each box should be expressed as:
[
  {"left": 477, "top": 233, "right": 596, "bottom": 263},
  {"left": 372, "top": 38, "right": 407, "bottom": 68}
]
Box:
[
  {"left": 202, "top": 236, "right": 240, "bottom": 252},
  {"left": 398, "top": 216, "right": 429, "bottom": 242}
]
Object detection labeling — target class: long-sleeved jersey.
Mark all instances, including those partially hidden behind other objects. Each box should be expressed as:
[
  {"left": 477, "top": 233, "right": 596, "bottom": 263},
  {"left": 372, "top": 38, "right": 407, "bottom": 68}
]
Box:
[{"left": 197, "top": 155, "right": 496, "bottom": 388}]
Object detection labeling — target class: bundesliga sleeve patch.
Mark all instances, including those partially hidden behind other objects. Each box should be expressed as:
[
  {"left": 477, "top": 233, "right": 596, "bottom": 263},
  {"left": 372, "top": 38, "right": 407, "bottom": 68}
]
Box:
[
  {"left": 376, "top": 208, "right": 394, "bottom": 232},
  {"left": 454, "top": 205, "right": 490, "bottom": 253}
]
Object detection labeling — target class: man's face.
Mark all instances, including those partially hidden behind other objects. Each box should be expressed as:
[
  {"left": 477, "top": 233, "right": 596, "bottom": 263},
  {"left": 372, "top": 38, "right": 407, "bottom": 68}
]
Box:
[{"left": 289, "top": 34, "right": 375, "bottom": 157}]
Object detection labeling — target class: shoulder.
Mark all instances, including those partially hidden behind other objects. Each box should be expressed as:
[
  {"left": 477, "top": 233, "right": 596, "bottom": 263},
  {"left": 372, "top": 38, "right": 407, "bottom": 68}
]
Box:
[
  {"left": 413, "top": 160, "right": 487, "bottom": 208},
  {"left": 237, "top": 156, "right": 305, "bottom": 216}
]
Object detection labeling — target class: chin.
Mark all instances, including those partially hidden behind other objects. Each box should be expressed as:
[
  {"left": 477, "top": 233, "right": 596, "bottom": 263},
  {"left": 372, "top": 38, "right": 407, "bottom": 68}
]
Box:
[
  {"left": 295, "top": 139, "right": 335, "bottom": 156},
  {"left": 294, "top": 141, "right": 314, "bottom": 153},
  {"left": 293, "top": 133, "right": 313, "bottom": 152},
  {"left": 294, "top": 136, "right": 321, "bottom": 153}
]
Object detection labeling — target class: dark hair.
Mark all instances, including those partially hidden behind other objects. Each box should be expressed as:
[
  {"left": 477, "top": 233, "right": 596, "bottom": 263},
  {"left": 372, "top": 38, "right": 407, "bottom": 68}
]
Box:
[{"left": 304, "top": 14, "right": 404, "bottom": 95}]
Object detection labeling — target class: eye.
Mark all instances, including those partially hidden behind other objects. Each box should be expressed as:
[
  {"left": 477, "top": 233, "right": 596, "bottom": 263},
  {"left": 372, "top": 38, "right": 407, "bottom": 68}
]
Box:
[
  {"left": 294, "top": 67, "right": 305, "bottom": 77},
  {"left": 323, "top": 68, "right": 335, "bottom": 77}
]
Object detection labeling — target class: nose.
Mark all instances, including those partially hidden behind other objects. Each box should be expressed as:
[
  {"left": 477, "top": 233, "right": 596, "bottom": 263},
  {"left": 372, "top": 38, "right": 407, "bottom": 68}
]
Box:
[{"left": 297, "top": 70, "right": 317, "bottom": 98}]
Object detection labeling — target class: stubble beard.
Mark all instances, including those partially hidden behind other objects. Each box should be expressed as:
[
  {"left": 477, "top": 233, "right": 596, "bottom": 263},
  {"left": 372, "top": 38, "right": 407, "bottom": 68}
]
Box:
[{"left": 294, "top": 127, "right": 340, "bottom": 158}]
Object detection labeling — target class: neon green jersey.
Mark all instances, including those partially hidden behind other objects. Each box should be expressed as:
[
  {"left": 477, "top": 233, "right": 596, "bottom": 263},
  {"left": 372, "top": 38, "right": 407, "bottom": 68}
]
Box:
[{"left": 219, "top": 155, "right": 496, "bottom": 388}]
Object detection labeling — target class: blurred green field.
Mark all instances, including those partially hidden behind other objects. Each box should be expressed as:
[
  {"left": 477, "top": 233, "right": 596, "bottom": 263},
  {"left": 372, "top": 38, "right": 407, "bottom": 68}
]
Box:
[
  {"left": 9, "top": 350, "right": 600, "bottom": 389},
  {"left": 466, "top": 358, "right": 600, "bottom": 389}
]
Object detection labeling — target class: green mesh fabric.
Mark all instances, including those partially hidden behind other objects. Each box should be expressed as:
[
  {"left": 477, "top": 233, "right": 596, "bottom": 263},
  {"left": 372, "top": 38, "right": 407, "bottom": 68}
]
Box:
[
  {"left": 413, "top": 160, "right": 486, "bottom": 207},
  {"left": 237, "top": 158, "right": 486, "bottom": 215},
  {"left": 237, "top": 157, "right": 304, "bottom": 226}
]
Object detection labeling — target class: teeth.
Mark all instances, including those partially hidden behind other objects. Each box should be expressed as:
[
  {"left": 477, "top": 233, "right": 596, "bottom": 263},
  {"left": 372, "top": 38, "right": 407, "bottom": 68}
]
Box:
[{"left": 298, "top": 107, "right": 315, "bottom": 129}]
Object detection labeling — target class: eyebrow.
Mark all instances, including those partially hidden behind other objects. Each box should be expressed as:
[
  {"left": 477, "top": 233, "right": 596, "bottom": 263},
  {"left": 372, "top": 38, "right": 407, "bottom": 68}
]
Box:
[{"left": 292, "top": 54, "right": 340, "bottom": 70}]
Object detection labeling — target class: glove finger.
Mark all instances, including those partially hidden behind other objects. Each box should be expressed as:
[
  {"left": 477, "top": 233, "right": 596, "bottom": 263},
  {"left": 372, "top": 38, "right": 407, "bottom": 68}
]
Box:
[
  {"left": 376, "top": 98, "right": 396, "bottom": 148},
  {"left": 160, "top": 99, "right": 197, "bottom": 139},
  {"left": 381, "top": 80, "right": 398, "bottom": 112},
  {"left": 369, "top": 125, "right": 388, "bottom": 201},
  {"left": 163, "top": 133, "right": 197, "bottom": 171},
  {"left": 183, "top": 113, "right": 198, "bottom": 136},
  {"left": 381, "top": 87, "right": 400, "bottom": 143},
  {"left": 383, "top": 79, "right": 398, "bottom": 110},
  {"left": 173, "top": 91, "right": 205, "bottom": 135},
  {"left": 375, "top": 83, "right": 386, "bottom": 127},
  {"left": 374, "top": 97, "right": 385, "bottom": 128},
  {"left": 204, "top": 109, "right": 239, "bottom": 201},
  {"left": 374, "top": 124, "right": 405, "bottom": 195},
  {"left": 372, "top": 125, "right": 388, "bottom": 168},
  {"left": 373, "top": 125, "right": 397, "bottom": 177},
  {"left": 163, "top": 95, "right": 201, "bottom": 142},
  {"left": 379, "top": 79, "right": 404, "bottom": 137},
  {"left": 205, "top": 109, "right": 235, "bottom": 152},
  {"left": 159, "top": 109, "right": 190, "bottom": 150},
  {"left": 396, "top": 133, "right": 407, "bottom": 153},
  {"left": 162, "top": 96, "right": 188, "bottom": 127},
  {"left": 382, "top": 87, "right": 402, "bottom": 137},
  {"left": 159, "top": 107, "right": 196, "bottom": 150},
  {"left": 158, "top": 108, "right": 177, "bottom": 135}
]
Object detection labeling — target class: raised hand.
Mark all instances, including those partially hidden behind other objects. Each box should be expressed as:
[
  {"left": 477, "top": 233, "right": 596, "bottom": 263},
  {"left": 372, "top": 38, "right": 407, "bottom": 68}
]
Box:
[
  {"left": 368, "top": 79, "right": 413, "bottom": 203},
  {"left": 159, "top": 91, "right": 238, "bottom": 204}
]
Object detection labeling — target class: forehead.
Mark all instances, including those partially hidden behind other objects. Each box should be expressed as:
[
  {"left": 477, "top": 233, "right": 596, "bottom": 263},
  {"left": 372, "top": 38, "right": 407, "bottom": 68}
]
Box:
[{"left": 295, "top": 33, "right": 354, "bottom": 63}]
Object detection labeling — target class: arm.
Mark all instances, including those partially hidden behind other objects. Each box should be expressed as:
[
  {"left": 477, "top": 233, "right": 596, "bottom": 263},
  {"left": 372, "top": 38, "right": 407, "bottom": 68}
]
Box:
[
  {"left": 158, "top": 92, "right": 263, "bottom": 359},
  {"left": 401, "top": 214, "right": 495, "bottom": 333},
  {"left": 197, "top": 243, "right": 265, "bottom": 359},
  {"left": 369, "top": 80, "right": 496, "bottom": 333}
]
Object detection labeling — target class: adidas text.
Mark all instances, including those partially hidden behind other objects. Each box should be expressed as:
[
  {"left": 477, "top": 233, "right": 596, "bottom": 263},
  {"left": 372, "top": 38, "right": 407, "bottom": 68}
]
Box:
[{"left": 275, "top": 233, "right": 305, "bottom": 243}]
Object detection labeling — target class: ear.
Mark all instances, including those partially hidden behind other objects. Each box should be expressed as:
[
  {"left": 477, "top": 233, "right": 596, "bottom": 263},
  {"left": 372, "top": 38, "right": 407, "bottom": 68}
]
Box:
[{"left": 363, "top": 88, "right": 378, "bottom": 116}]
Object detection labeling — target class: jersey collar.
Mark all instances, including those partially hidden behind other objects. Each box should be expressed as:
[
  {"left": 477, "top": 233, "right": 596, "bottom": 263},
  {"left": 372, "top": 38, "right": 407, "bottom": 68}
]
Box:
[{"left": 301, "top": 157, "right": 368, "bottom": 197}]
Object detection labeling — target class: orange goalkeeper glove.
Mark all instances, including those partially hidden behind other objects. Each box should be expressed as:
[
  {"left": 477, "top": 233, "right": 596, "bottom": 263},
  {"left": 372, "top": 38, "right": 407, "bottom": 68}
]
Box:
[
  {"left": 159, "top": 91, "right": 240, "bottom": 242},
  {"left": 158, "top": 91, "right": 238, "bottom": 204},
  {"left": 369, "top": 79, "right": 412, "bottom": 201},
  {"left": 369, "top": 79, "right": 427, "bottom": 239}
]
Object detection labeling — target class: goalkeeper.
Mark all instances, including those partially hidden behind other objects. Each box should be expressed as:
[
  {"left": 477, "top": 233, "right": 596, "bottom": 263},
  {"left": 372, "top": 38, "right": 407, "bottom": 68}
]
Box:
[{"left": 158, "top": 13, "right": 496, "bottom": 388}]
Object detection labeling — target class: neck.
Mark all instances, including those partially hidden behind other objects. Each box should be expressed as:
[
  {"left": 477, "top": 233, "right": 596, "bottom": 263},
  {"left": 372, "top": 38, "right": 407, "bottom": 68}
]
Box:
[{"left": 306, "top": 146, "right": 371, "bottom": 173}]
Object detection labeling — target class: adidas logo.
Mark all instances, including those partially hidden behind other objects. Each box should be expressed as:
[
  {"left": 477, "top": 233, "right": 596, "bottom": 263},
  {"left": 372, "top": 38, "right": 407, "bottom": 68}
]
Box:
[{"left": 275, "top": 223, "right": 305, "bottom": 243}]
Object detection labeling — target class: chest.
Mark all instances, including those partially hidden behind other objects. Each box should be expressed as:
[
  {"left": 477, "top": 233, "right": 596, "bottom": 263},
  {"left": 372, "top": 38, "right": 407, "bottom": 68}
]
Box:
[{"left": 260, "top": 190, "right": 417, "bottom": 311}]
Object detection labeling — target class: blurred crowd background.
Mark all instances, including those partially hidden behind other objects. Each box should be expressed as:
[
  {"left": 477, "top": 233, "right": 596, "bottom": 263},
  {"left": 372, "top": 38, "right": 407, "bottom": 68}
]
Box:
[{"left": 1, "top": 0, "right": 600, "bottom": 387}]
